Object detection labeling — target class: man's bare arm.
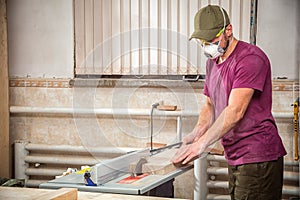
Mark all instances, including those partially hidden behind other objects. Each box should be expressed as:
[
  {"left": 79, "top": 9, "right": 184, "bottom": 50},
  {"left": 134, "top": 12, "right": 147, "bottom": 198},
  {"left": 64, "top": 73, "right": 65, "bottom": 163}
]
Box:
[
  {"left": 172, "top": 88, "right": 254, "bottom": 164},
  {"left": 182, "top": 97, "right": 214, "bottom": 145}
]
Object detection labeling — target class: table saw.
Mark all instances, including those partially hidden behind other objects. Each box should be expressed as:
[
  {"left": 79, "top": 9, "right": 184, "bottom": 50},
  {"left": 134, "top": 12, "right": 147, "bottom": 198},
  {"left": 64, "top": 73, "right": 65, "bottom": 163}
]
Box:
[{"left": 40, "top": 143, "right": 193, "bottom": 197}]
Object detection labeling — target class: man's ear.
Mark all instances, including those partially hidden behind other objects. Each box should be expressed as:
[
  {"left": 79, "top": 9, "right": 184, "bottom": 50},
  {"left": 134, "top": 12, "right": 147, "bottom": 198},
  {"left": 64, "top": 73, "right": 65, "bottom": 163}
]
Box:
[{"left": 225, "top": 24, "right": 233, "bottom": 37}]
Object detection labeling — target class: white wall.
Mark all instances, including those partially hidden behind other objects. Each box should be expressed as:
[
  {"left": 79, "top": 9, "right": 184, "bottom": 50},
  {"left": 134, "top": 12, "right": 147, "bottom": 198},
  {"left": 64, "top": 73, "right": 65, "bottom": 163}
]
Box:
[
  {"left": 7, "top": 0, "right": 74, "bottom": 78},
  {"left": 257, "top": 0, "right": 299, "bottom": 80}
]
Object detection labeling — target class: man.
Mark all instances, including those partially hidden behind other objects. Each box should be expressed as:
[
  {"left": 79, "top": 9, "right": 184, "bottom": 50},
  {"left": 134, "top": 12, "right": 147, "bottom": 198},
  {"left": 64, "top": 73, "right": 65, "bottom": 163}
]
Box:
[{"left": 171, "top": 5, "right": 286, "bottom": 200}]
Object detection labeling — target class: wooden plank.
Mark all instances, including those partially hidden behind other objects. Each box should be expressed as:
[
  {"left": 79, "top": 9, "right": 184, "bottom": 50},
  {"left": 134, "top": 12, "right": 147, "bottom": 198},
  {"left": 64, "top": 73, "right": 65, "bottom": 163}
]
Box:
[
  {"left": 33, "top": 188, "right": 78, "bottom": 200},
  {"left": 0, "top": 187, "right": 50, "bottom": 200},
  {"left": 129, "top": 145, "right": 221, "bottom": 176},
  {"left": 129, "top": 148, "right": 187, "bottom": 176},
  {"left": 0, "top": 0, "right": 10, "bottom": 178},
  {"left": 146, "top": 142, "right": 167, "bottom": 148},
  {"left": 157, "top": 105, "right": 177, "bottom": 111},
  {"left": 0, "top": 187, "right": 188, "bottom": 200},
  {"left": 142, "top": 148, "right": 178, "bottom": 175}
]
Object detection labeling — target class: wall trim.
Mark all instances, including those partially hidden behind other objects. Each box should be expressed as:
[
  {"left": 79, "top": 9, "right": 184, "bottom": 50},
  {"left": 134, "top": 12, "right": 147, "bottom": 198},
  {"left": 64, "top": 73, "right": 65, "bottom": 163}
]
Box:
[{"left": 9, "top": 78, "right": 298, "bottom": 91}]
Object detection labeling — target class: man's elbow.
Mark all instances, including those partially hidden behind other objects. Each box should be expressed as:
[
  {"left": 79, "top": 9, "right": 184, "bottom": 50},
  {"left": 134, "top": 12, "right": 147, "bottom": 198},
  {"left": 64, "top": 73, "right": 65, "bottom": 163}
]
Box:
[{"left": 227, "top": 106, "right": 246, "bottom": 125}]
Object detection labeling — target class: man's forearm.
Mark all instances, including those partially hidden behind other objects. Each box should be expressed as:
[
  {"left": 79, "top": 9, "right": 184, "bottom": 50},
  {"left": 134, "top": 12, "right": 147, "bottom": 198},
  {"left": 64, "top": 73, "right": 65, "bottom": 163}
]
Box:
[
  {"left": 193, "top": 98, "right": 214, "bottom": 140},
  {"left": 197, "top": 105, "right": 242, "bottom": 149},
  {"left": 197, "top": 88, "right": 254, "bottom": 150}
]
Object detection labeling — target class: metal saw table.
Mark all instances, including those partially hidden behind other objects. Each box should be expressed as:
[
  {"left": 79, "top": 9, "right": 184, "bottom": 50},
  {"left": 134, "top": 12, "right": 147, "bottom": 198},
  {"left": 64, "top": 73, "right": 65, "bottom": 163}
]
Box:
[{"left": 40, "top": 144, "right": 193, "bottom": 197}]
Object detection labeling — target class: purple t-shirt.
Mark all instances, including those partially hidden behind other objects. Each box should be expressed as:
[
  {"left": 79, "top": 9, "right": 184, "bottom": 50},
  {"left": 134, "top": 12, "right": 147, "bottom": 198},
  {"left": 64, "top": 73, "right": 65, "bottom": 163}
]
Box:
[{"left": 203, "top": 41, "right": 286, "bottom": 166}]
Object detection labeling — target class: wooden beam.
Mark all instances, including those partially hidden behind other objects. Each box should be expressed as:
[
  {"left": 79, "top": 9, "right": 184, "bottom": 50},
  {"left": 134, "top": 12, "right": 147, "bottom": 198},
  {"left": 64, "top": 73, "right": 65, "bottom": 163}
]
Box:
[
  {"left": 129, "top": 148, "right": 189, "bottom": 176},
  {"left": 0, "top": 187, "right": 188, "bottom": 200},
  {"left": 0, "top": 0, "right": 10, "bottom": 178},
  {"left": 33, "top": 188, "right": 78, "bottom": 200}
]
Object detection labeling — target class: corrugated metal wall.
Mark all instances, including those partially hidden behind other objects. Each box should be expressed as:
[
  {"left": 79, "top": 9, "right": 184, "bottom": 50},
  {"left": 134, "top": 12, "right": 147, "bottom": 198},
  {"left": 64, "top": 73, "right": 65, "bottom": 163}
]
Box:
[{"left": 75, "top": 0, "right": 251, "bottom": 76}]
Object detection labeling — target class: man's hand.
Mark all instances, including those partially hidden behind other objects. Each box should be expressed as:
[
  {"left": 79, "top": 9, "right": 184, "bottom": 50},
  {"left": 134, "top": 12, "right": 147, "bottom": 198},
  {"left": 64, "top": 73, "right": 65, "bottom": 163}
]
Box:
[
  {"left": 182, "top": 132, "right": 196, "bottom": 145},
  {"left": 182, "top": 123, "right": 206, "bottom": 145},
  {"left": 171, "top": 140, "right": 207, "bottom": 165}
]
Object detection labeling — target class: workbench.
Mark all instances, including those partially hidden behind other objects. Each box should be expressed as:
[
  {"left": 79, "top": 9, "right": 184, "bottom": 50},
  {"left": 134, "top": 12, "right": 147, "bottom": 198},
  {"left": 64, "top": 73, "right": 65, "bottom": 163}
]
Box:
[{"left": 0, "top": 187, "right": 188, "bottom": 200}]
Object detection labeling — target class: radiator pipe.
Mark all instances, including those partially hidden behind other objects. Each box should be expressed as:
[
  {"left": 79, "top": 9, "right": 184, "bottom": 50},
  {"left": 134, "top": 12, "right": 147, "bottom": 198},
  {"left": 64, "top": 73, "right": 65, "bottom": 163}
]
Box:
[
  {"left": 25, "top": 168, "right": 66, "bottom": 176},
  {"left": 26, "top": 180, "right": 49, "bottom": 188},
  {"left": 207, "top": 166, "right": 299, "bottom": 181},
  {"left": 206, "top": 180, "right": 299, "bottom": 197},
  {"left": 14, "top": 141, "right": 29, "bottom": 181},
  {"left": 10, "top": 106, "right": 199, "bottom": 117},
  {"left": 25, "top": 143, "right": 136, "bottom": 155},
  {"left": 24, "top": 155, "right": 100, "bottom": 166},
  {"left": 194, "top": 157, "right": 208, "bottom": 200},
  {"left": 9, "top": 106, "right": 293, "bottom": 118},
  {"left": 177, "top": 116, "right": 182, "bottom": 142}
]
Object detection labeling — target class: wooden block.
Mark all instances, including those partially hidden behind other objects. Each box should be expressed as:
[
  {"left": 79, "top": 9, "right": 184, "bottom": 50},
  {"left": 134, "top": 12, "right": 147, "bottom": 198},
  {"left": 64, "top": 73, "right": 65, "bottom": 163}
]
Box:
[
  {"left": 0, "top": 187, "right": 188, "bottom": 200},
  {"left": 157, "top": 105, "right": 177, "bottom": 111},
  {"left": 208, "top": 147, "right": 224, "bottom": 155},
  {"left": 142, "top": 149, "right": 178, "bottom": 175},
  {"left": 145, "top": 142, "right": 167, "bottom": 148},
  {"left": 33, "top": 188, "right": 78, "bottom": 200},
  {"left": 129, "top": 148, "right": 182, "bottom": 176},
  {"left": 208, "top": 140, "right": 224, "bottom": 155},
  {"left": 142, "top": 159, "right": 177, "bottom": 175}
]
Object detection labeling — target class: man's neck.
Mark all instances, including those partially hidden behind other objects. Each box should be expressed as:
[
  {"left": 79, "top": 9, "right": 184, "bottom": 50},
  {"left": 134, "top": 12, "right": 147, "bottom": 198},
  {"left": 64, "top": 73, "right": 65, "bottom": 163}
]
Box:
[{"left": 218, "top": 37, "right": 238, "bottom": 64}]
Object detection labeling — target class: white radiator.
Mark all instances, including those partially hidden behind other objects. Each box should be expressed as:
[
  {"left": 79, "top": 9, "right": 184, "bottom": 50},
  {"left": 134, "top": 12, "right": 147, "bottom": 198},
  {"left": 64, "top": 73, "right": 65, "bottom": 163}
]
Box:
[{"left": 14, "top": 142, "right": 136, "bottom": 187}]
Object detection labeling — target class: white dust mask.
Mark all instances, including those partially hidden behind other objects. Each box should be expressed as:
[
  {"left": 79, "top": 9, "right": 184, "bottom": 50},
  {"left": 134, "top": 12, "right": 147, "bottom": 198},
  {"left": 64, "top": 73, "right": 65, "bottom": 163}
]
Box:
[{"left": 203, "top": 40, "right": 225, "bottom": 59}]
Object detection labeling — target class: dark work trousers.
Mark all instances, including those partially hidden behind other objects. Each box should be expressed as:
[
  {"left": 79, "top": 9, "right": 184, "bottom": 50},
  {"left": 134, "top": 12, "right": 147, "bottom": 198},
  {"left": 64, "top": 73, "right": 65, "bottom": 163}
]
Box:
[{"left": 228, "top": 157, "right": 284, "bottom": 200}]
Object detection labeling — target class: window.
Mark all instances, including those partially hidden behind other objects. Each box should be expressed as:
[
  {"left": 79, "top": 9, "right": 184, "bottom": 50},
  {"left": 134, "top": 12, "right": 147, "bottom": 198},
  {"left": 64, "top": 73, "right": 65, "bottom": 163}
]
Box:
[{"left": 74, "top": 0, "right": 251, "bottom": 77}]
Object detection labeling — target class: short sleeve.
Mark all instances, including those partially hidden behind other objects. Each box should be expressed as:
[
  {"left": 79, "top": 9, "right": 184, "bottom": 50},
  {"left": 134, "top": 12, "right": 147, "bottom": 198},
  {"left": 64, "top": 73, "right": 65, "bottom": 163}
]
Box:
[
  {"left": 232, "top": 55, "right": 269, "bottom": 92},
  {"left": 203, "top": 83, "right": 210, "bottom": 97}
]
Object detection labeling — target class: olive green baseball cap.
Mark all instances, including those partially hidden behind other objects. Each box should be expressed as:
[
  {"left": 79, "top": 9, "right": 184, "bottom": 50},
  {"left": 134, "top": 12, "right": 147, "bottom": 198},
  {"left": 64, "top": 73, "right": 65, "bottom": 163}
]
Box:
[{"left": 190, "top": 5, "right": 230, "bottom": 42}]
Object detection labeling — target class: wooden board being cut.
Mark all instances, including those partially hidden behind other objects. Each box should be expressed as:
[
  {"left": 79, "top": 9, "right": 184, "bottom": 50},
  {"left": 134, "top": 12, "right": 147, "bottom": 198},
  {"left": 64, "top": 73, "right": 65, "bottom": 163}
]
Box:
[{"left": 130, "top": 148, "right": 185, "bottom": 175}]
